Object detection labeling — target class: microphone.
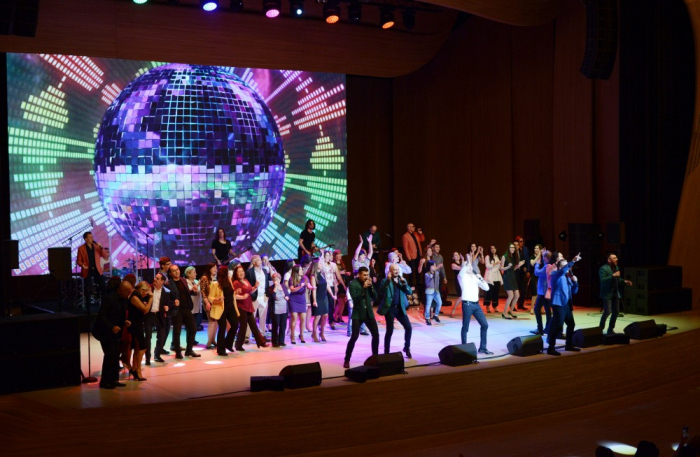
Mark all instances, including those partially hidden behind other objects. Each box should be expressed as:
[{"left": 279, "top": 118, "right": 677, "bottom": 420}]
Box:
[
  {"left": 384, "top": 233, "right": 393, "bottom": 238},
  {"left": 89, "top": 216, "right": 96, "bottom": 227}
]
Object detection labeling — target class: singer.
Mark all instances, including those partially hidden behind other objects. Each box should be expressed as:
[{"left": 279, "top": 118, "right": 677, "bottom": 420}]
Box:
[
  {"left": 599, "top": 253, "right": 633, "bottom": 334},
  {"left": 77, "top": 231, "right": 110, "bottom": 299},
  {"left": 377, "top": 264, "right": 414, "bottom": 358}
]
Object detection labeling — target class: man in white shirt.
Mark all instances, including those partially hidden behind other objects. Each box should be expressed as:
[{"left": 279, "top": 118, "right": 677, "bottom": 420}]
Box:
[
  {"left": 246, "top": 255, "right": 270, "bottom": 338},
  {"left": 458, "top": 256, "right": 493, "bottom": 355},
  {"left": 145, "top": 272, "right": 173, "bottom": 364}
]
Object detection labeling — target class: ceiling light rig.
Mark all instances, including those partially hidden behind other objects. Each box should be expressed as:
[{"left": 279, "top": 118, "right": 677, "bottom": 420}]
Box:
[
  {"left": 379, "top": 6, "right": 394, "bottom": 29},
  {"left": 323, "top": 1, "right": 341, "bottom": 24},
  {"left": 264, "top": 0, "right": 281, "bottom": 17},
  {"left": 200, "top": 0, "right": 219, "bottom": 11}
]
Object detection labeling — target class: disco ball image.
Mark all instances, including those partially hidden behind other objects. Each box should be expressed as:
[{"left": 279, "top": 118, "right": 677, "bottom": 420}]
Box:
[{"left": 94, "top": 63, "right": 286, "bottom": 263}]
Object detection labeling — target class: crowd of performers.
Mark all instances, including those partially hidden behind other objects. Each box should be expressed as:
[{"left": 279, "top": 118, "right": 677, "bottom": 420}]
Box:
[{"left": 87, "top": 221, "right": 631, "bottom": 389}]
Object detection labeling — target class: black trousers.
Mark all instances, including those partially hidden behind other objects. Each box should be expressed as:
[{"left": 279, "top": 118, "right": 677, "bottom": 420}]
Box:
[
  {"left": 547, "top": 302, "right": 575, "bottom": 348},
  {"left": 534, "top": 295, "right": 552, "bottom": 333},
  {"left": 144, "top": 312, "right": 166, "bottom": 358},
  {"left": 516, "top": 270, "right": 528, "bottom": 308},
  {"left": 99, "top": 336, "right": 120, "bottom": 385},
  {"left": 345, "top": 317, "right": 379, "bottom": 362},
  {"left": 407, "top": 258, "right": 420, "bottom": 287},
  {"left": 271, "top": 312, "right": 288, "bottom": 346},
  {"left": 599, "top": 296, "right": 619, "bottom": 332},
  {"left": 217, "top": 306, "right": 239, "bottom": 353},
  {"left": 483, "top": 281, "right": 501, "bottom": 309},
  {"left": 87, "top": 269, "right": 105, "bottom": 304},
  {"left": 236, "top": 309, "right": 265, "bottom": 348},
  {"left": 384, "top": 306, "right": 412, "bottom": 353},
  {"left": 172, "top": 308, "right": 196, "bottom": 354}
]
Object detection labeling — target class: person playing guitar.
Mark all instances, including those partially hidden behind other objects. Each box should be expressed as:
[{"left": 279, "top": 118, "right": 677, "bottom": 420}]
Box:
[
  {"left": 298, "top": 219, "right": 317, "bottom": 260},
  {"left": 211, "top": 227, "right": 251, "bottom": 265}
]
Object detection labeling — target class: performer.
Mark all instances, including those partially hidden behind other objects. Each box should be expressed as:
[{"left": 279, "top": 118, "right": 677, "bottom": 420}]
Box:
[
  {"left": 269, "top": 273, "right": 288, "bottom": 347},
  {"left": 514, "top": 236, "right": 531, "bottom": 310},
  {"left": 432, "top": 244, "right": 449, "bottom": 305},
  {"left": 501, "top": 244, "right": 524, "bottom": 319},
  {"left": 482, "top": 245, "right": 502, "bottom": 314},
  {"left": 528, "top": 245, "right": 543, "bottom": 314},
  {"left": 599, "top": 253, "right": 633, "bottom": 334},
  {"left": 546, "top": 254, "right": 581, "bottom": 356},
  {"left": 199, "top": 263, "right": 218, "bottom": 349},
  {"left": 458, "top": 256, "right": 493, "bottom": 355},
  {"left": 215, "top": 265, "right": 240, "bottom": 355},
  {"left": 343, "top": 267, "right": 379, "bottom": 368},
  {"left": 144, "top": 272, "right": 174, "bottom": 364},
  {"left": 287, "top": 264, "right": 309, "bottom": 344},
  {"left": 423, "top": 261, "right": 442, "bottom": 325},
  {"left": 402, "top": 223, "right": 428, "bottom": 286},
  {"left": 361, "top": 225, "right": 381, "bottom": 261},
  {"left": 232, "top": 265, "right": 268, "bottom": 350},
  {"left": 168, "top": 264, "right": 201, "bottom": 359},
  {"left": 530, "top": 250, "right": 552, "bottom": 336},
  {"left": 378, "top": 264, "right": 413, "bottom": 358},
  {"left": 246, "top": 255, "right": 270, "bottom": 338},
  {"left": 352, "top": 234, "right": 374, "bottom": 272},
  {"left": 384, "top": 251, "right": 412, "bottom": 278},
  {"left": 298, "top": 219, "right": 317, "bottom": 260},
  {"left": 185, "top": 266, "right": 203, "bottom": 333},
  {"left": 211, "top": 228, "right": 235, "bottom": 266},
  {"left": 450, "top": 252, "right": 464, "bottom": 317},
  {"left": 128, "top": 281, "right": 153, "bottom": 381},
  {"left": 321, "top": 250, "right": 340, "bottom": 329},
  {"left": 308, "top": 259, "right": 329, "bottom": 342},
  {"left": 76, "top": 231, "right": 110, "bottom": 300},
  {"left": 93, "top": 281, "right": 131, "bottom": 389}
]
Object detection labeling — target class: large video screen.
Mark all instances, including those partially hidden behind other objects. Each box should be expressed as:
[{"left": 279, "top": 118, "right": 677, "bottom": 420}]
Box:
[{"left": 7, "top": 53, "right": 347, "bottom": 276}]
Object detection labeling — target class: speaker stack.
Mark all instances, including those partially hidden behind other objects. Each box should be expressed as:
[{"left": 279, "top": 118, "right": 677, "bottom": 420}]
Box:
[{"left": 623, "top": 266, "right": 691, "bottom": 315}]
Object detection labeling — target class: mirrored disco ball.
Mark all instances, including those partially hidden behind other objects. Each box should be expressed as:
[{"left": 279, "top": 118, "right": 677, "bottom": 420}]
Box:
[{"left": 94, "top": 64, "right": 285, "bottom": 263}]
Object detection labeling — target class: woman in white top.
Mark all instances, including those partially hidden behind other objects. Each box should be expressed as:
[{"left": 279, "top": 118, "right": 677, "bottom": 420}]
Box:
[
  {"left": 322, "top": 250, "right": 340, "bottom": 329},
  {"left": 483, "top": 245, "right": 503, "bottom": 313},
  {"left": 467, "top": 243, "right": 485, "bottom": 274},
  {"left": 185, "top": 266, "right": 203, "bottom": 334}
]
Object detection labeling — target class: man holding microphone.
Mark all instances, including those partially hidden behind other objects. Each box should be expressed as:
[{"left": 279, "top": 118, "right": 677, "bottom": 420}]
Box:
[
  {"left": 378, "top": 263, "right": 414, "bottom": 359},
  {"left": 77, "top": 231, "right": 110, "bottom": 302},
  {"left": 458, "top": 254, "right": 493, "bottom": 355}
]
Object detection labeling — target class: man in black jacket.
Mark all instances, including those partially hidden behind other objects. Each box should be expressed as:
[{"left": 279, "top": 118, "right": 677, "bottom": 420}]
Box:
[
  {"left": 93, "top": 281, "right": 132, "bottom": 389},
  {"left": 246, "top": 255, "right": 271, "bottom": 340},
  {"left": 168, "top": 264, "right": 201, "bottom": 359},
  {"left": 144, "top": 272, "right": 176, "bottom": 364}
]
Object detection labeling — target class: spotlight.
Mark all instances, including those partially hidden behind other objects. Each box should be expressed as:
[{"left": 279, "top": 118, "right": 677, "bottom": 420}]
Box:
[
  {"left": 348, "top": 1, "right": 361, "bottom": 23},
  {"left": 264, "top": 0, "right": 281, "bottom": 17},
  {"left": 290, "top": 0, "right": 304, "bottom": 17},
  {"left": 558, "top": 230, "right": 568, "bottom": 242},
  {"left": 133, "top": 0, "right": 148, "bottom": 4},
  {"left": 380, "top": 7, "right": 394, "bottom": 29},
  {"left": 200, "top": 0, "right": 219, "bottom": 11},
  {"left": 230, "top": 0, "right": 244, "bottom": 11},
  {"left": 324, "top": 1, "right": 340, "bottom": 24},
  {"left": 402, "top": 9, "right": 415, "bottom": 30}
]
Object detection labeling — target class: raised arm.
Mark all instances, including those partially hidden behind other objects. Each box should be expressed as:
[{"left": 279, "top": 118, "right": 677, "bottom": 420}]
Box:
[{"left": 354, "top": 234, "right": 364, "bottom": 261}]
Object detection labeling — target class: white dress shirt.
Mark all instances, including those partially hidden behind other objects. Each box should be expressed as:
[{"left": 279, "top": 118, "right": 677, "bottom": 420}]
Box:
[{"left": 459, "top": 264, "right": 490, "bottom": 302}]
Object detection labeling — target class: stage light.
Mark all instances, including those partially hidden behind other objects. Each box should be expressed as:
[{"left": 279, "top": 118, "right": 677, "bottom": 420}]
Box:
[
  {"left": 133, "top": 0, "right": 148, "bottom": 4},
  {"left": 380, "top": 7, "right": 394, "bottom": 29},
  {"left": 230, "top": 0, "right": 244, "bottom": 10},
  {"left": 200, "top": 0, "right": 219, "bottom": 11},
  {"left": 324, "top": 1, "right": 340, "bottom": 24},
  {"left": 290, "top": 0, "right": 304, "bottom": 17},
  {"left": 402, "top": 9, "right": 415, "bottom": 30},
  {"left": 348, "top": 1, "right": 361, "bottom": 23},
  {"left": 558, "top": 230, "right": 568, "bottom": 242},
  {"left": 264, "top": 0, "right": 281, "bottom": 17}
]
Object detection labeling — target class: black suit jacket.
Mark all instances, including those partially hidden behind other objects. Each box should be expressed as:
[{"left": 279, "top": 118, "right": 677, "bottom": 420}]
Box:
[
  {"left": 246, "top": 267, "right": 270, "bottom": 302},
  {"left": 152, "top": 285, "right": 176, "bottom": 320},
  {"left": 169, "top": 277, "right": 194, "bottom": 313},
  {"left": 93, "top": 291, "right": 127, "bottom": 342}
]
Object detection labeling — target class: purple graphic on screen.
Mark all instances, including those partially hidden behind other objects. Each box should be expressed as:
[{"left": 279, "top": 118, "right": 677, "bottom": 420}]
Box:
[{"left": 94, "top": 64, "right": 285, "bottom": 263}]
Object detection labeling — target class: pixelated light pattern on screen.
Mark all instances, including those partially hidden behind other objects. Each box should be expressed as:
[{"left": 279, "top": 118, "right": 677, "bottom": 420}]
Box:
[{"left": 7, "top": 54, "right": 348, "bottom": 276}]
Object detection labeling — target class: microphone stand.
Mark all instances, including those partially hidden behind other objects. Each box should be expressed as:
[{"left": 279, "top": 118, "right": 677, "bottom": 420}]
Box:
[{"left": 136, "top": 226, "right": 155, "bottom": 280}]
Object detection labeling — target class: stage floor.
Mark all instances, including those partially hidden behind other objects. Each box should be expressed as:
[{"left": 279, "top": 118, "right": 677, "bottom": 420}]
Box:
[{"left": 15, "top": 300, "right": 700, "bottom": 410}]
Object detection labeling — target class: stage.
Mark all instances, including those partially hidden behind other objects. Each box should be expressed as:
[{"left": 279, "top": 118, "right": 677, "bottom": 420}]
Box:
[{"left": 12, "top": 300, "right": 700, "bottom": 410}]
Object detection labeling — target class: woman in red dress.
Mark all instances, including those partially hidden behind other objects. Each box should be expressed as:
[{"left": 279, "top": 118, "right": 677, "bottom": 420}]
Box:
[{"left": 232, "top": 265, "right": 268, "bottom": 350}]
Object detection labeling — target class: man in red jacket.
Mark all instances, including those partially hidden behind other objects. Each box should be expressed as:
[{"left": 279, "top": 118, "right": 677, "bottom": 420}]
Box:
[{"left": 76, "top": 231, "right": 109, "bottom": 302}]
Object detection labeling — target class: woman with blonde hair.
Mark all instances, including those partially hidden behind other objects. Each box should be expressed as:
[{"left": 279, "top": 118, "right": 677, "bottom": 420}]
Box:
[{"left": 128, "top": 281, "right": 153, "bottom": 381}]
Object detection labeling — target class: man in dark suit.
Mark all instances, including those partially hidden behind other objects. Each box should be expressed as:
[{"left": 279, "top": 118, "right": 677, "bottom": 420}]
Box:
[
  {"left": 144, "top": 272, "right": 176, "bottom": 364},
  {"left": 377, "top": 264, "right": 414, "bottom": 358},
  {"left": 599, "top": 253, "right": 633, "bottom": 334},
  {"left": 547, "top": 254, "right": 581, "bottom": 356},
  {"left": 344, "top": 267, "right": 379, "bottom": 368},
  {"left": 168, "top": 264, "right": 201, "bottom": 359},
  {"left": 515, "top": 236, "right": 531, "bottom": 310},
  {"left": 93, "top": 281, "right": 132, "bottom": 389}
]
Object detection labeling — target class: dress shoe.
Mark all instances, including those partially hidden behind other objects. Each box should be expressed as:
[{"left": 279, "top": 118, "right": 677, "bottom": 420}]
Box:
[
  {"left": 99, "top": 383, "right": 116, "bottom": 389},
  {"left": 235, "top": 346, "right": 245, "bottom": 351},
  {"left": 546, "top": 347, "right": 561, "bottom": 356},
  {"left": 478, "top": 348, "right": 494, "bottom": 355},
  {"left": 175, "top": 352, "right": 183, "bottom": 359},
  {"left": 160, "top": 349, "right": 170, "bottom": 355},
  {"left": 426, "top": 319, "right": 432, "bottom": 326},
  {"left": 360, "top": 330, "right": 369, "bottom": 335},
  {"left": 343, "top": 360, "right": 350, "bottom": 369},
  {"left": 565, "top": 346, "right": 581, "bottom": 352},
  {"left": 114, "top": 382, "right": 127, "bottom": 387},
  {"left": 193, "top": 340, "right": 200, "bottom": 346},
  {"left": 501, "top": 314, "right": 511, "bottom": 320},
  {"left": 403, "top": 347, "right": 412, "bottom": 359},
  {"left": 433, "top": 316, "right": 441, "bottom": 323},
  {"left": 217, "top": 351, "right": 229, "bottom": 356},
  {"left": 154, "top": 356, "right": 165, "bottom": 363},
  {"left": 185, "top": 351, "right": 201, "bottom": 357},
  {"left": 145, "top": 360, "right": 151, "bottom": 366},
  {"left": 280, "top": 343, "right": 287, "bottom": 347}
]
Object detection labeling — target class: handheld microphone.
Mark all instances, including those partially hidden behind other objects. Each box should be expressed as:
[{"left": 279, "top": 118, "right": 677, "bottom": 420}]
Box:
[{"left": 384, "top": 233, "right": 393, "bottom": 238}]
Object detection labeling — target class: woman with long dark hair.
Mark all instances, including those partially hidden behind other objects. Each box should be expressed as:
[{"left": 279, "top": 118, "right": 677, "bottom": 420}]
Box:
[
  {"left": 450, "top": 252, "right": 464, "bottom": 317},
  {"left": 199, "top": 263, "right": 218, "bottom": 349},
  {"left": 211, "top": 227, "right": 234, "bottom": 266},
  {"left": 501, "top": 244, "right": 524, "bottom": 319},
  {"left": 288, "top": 264, "right": 309, "bottom": 344},
  {"left": 128, "top": 281, "right": 153, "bottom": 381},
  {"left": 216, "top": 265, "right": 240, "bottom": 355},
  {"left": 232, "top": 265, "right": 268, "bottom": 350},
  {"left": 483, "top": 245, "right": 503, "bottom": 313},
  {"left": 307, "top": 259, "right": 329, "bottom": 342}
]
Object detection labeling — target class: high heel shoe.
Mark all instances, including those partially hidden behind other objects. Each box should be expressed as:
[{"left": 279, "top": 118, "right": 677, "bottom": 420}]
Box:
[
  {"left": 256, "top": 337, "right": 269, "bottom": 348},
  {"left": 509, "top": 311, "right": 517, "bottom": 319},
  {"left": 299, "top": 334, "right": 306, "bottom": 343},
  {"left": 501, "top": 313, "right": 512, "bottom": 320},
  {"left": 312, "top": 334, "right": 320, "bottom": 343},
  {"left": 320, "top": 334, "right": 327, "bottom": 342}
]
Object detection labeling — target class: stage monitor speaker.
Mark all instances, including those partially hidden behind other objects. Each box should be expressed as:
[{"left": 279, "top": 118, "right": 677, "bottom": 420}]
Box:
[
  {"left": 279, "top": 362, "right": 322, "bottom": 389},
  {"left": 572, "top": 327, "right": 603, "bottom": 348},
  {"left": 438, "top": 343, "right": 477, "bottom": 367},
  {"left": 3, "top": 240, "right": 19, "bottom": 270},
  {"left": 0, "top": 312, "right": 81, "bottom": 394},
  {"left": 344, "top": 365, "right": 380, "bottom": 383},
  {"left": 48, "top": 247, "right": 72, "bottom": 281},
  {"left": 580, "top": 0, "right": 618, "bottom": 80},
  {"left": 507, "top": 335, "right": 543, "bottom": 357},
  {"left": 250, "top": 376, "right": 285, "bottom": 392},
  {"left": 602, "top": 333, "right": 630, "bottom": 345},
  {"left": 364, "top": 352, "right": 404, "bottom": 377},
  {"left": 624, "top": 320, "right": 661, "bottom": 340}
]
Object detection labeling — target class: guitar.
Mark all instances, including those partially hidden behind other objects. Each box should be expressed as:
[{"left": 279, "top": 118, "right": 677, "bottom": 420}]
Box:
[{"left": 218, "top": 245, "right": 254, "bottom": 265}]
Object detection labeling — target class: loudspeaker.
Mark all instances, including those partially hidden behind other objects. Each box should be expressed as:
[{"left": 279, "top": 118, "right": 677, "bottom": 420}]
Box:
[
  {"left": 572, "top": 327, "right": 603, "bottom": 348},
  {"left": 602, "top": 333, "right": 630, "bottom": 345},
  {"left": 624, "top": 320, "right": 661, "bottom": 340},
  {"left": 48, "top": 247, "right": 72, "bottom": 281},
  {"left": 344, "top": 365, "right": 380, "bottom": 383},
  {"left": 580, "top": 0, "right": 619, "bottom": 80},
  {"left": 250, "top": 376, "right": 285, "bottom": 392},
  {"left": 438, "top": 343, "right": 477, "bottom": 367},
  {"left": 0, "top": 312, "right": 81, "bottom": 394},
  {"left": 279, "top": 362, "right": 322, "bottom": 389},
  {"left": 364, "top": 352, "right": 404, "bottom": 377},
  {"left": 3, "top": 240, "right": 19, "bottom": 269},
  {"left": 507, "top": 335, "right": 543, "bottom": 357}
]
